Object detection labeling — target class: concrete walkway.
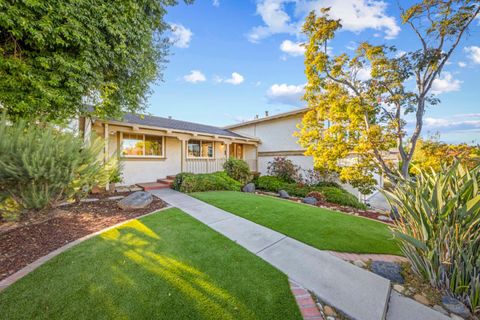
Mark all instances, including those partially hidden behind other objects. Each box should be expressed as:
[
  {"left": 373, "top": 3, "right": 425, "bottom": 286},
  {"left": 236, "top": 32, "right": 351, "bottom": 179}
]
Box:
[{"left": 152, "top": 189, "right": 451, "bottom": 320}]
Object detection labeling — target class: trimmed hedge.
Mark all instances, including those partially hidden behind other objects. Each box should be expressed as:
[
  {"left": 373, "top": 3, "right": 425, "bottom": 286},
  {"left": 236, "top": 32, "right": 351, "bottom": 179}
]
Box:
[
  {"left": 223, "top": 158, "right": 252, "bottom": 184},
  {"left": 174, "top": 172, "right": 242, "bottom": 193},
  {"left": 256, "top": 176, "right": 366, "bottom": 209}
]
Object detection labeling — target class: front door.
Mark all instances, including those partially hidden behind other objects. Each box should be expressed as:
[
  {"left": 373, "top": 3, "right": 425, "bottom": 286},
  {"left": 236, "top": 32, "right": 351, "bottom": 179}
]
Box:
[{"left": 229, "top": 143, "right": 243, "bottom": 159}]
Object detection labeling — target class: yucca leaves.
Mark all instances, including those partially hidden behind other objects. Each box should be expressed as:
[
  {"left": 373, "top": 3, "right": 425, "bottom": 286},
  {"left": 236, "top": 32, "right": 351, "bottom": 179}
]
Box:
[{"left": 383, "top": 162, "right": 480, "bottom": 315}]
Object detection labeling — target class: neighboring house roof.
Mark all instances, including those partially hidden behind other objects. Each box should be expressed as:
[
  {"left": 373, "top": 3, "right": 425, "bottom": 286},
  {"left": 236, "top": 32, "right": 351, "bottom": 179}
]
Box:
[
  {"left": 224, "top": 107, "right": 308, "bottom": 129},
  {"left": 108, "top": 113, "right": 250, "bottom": 139}
]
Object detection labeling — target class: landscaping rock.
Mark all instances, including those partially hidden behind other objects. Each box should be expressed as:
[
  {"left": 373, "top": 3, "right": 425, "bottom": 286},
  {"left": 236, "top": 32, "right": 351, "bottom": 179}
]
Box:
[
  {"left": 242, "top": 183, "right": 255, "bottom": 193},
  {"left": 323, "top": 306, "right": 337, "bottom": 317},
  {"left": 370, "top": 261, "right": 404, "bottom": 283},
  {"left": 115, "top": 186, "right": 130, "bottom": 193},
  {"left": 377, "top": 215, "right": 392, "bottom": 222},
  {"left": 302, "top": 197, "right": 318, "bottom": 205},
  {"left": 413, "top": 294, "right": 430, "bottom": 305},
  {"left": 129, "top": 186, "right": 143, "bottom": 192},
  {"left": 353, "top": 260, "right": 367, "bottom": 268},
  {"left": 278, "top": 190, "right": 290, "bottom": 199},
  {"left": 393, "top": 284, "right": 405, "bottom": 293},
  {"left": 432, "top": 305, "right": 449, "bottom": 316},
  {"left": 118, "top": 191, "right": 153, "bottom": 210},
  {"left": 442, "top": 295, "right": 471, "bottom": 318},
  {"left": 80, "top": 198, "right": 99, "bottom": 203}
]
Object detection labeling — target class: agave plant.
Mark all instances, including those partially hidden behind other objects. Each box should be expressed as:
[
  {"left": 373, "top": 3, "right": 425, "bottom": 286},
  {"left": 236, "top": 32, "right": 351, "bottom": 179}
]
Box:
[{"left": 383, "top": 162, "right": 480, "bottom": 315}]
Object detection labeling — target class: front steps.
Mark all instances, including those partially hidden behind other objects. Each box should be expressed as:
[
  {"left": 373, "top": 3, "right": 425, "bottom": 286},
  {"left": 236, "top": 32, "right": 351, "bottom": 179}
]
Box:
[{"left": 136, "top": 175, "right": 176, "bottom": 191}]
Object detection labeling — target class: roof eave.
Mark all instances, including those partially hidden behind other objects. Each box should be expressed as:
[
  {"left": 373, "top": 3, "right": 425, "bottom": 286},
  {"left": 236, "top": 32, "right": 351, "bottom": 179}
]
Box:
[{"left": 224, "top": 107, "right": 309, "bottom": 129}]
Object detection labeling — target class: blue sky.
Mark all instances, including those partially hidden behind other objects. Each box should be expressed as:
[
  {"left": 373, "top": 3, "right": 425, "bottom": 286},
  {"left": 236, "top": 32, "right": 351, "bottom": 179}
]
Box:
[{"left": 147, "top": 0, "right": 480, "bottom": 144}]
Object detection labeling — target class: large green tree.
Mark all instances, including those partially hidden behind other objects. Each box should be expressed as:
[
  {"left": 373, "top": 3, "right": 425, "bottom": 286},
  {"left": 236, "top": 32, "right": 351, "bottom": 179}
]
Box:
[
  {"left": 297, "top": 1, "right": 479, "bottom": 191},
  {"left": 0, "top": 0, "right": 190, "bottom": 122}
]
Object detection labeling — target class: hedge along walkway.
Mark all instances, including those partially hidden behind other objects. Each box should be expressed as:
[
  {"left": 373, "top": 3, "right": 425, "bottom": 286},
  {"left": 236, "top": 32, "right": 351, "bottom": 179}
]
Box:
[{"left": 152, "top": 189, "right": 392, "bottom": 320}]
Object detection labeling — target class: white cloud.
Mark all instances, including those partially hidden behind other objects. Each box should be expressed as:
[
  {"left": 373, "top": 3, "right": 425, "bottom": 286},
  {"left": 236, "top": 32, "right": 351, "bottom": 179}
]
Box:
[
  {"left": 183, "top": 70, "right": 206, "bottom": 83},
  {"left": 170, "top": 23, "right": 193, "bottom": 48},
  {"left": 458, "top": 61, "right": 467, "bottom": 68},
  {"left": 423, "top": 114, "right": 480, "bottom": 133},
  {"left": 356, "top": 66, "right": 371, "bottom": 81},
  {"left": 431, "top": 72, "right": 462, "bottom": 94},
  {"left": 216, "top": 72, "right": 245, "bottom": 85},
  {"left": 465, "top": 46, "right": 480, "bottom": 64},
  {"left": 280, "top": 40, "right": 305, "bottom": 56},
  {"left": 266, "top": 83, "right": 305, "bottom": 105},
  {"left": 213, "top": 0, "right": 220, "bottom": 6},
  {"left": 248, "top": 0, "right": 400, "bottom": 42}
]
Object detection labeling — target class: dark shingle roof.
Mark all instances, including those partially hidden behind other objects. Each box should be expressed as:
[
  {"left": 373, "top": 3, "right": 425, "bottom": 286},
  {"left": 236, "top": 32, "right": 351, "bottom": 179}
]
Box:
[{"left": 120, "top": 113, "right": 247, "bottom": 139}]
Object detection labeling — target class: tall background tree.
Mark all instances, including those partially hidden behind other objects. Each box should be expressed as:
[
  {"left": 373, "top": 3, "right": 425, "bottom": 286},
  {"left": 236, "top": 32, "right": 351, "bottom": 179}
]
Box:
[
  {"left": 0, "top": 0, "right": 191, "bottom": 122},
  {"left": 297, "top": 1, "right": 480, "bottom": 192}
]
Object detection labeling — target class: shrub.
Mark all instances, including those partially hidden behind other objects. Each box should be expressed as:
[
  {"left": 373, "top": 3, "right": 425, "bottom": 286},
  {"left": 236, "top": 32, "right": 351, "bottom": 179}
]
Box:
[
  {"left": 303, "top": 168, "right": 339, "bottom": 186},
  {"left": 178, "top": 172, "right": 242, "bottom": 193},
  {"left": 0, "top": 118, "right": 109, "bottom": 218},
  {"left": 251, "top": 171, "right": 261, "bottom": 186},
  {"left": 223, "top": 158, "right": 252, "bottom": 184},
  {"left": 256, "top": 176, "right": 284, "bottom": 192},
  {"left": 306, "top": 191, "right": 326, "bottom": 202},
  {"left": 319, "top": 187, "right": 366, "bottom": 209},
  {"left": 267, "top": 157, "right": 301, "bottom": 183},
  {"left": 384, "top": 162, "right": 480, "bottom": 314},
  {"left": 172, "top": 173, "right": 193, "bottom": 191}
]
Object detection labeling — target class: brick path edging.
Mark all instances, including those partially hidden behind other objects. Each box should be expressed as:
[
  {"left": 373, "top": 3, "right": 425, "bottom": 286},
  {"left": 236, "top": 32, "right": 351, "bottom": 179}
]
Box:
[
  {"left": 290, "top": 280, "right": 324, "bottom": 320},
  {"left": 0, "top": 206, "right": 172, "bottom": 292},
  {"left": 327, "top": 251, "right": 408, "bottom": 263}
]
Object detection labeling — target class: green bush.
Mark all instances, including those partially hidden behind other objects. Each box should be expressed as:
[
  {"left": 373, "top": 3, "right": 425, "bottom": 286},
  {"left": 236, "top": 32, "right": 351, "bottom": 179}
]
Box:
[
  {"left": 223, "top": 158, "right": 252, "bottom": 184},
  {"left": 256, "top": 175, "right": 365, "bottom": 209},
  {"left": 178, "top": 172, "right": 242, "bottom": 193},
  {"left": 0, "top": 118, "right": 109, "bottom": 218},
  {"left": 256, "top": 176, "right": 284, "bottom": 192},
  {"left": 172, "top": 172, "right": 193, "bottom": 191},
  {"left": 319, "top": 187, "right": 365, "bottom": 209},
  {"left": 384, "top": 162, "right": 480, "bottom": 315}
]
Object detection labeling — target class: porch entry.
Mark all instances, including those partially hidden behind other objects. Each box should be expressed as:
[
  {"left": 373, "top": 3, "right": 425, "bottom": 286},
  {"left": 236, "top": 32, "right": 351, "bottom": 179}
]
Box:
[{"left": 229, "top": 143, "right": 243, "bottom": 159}]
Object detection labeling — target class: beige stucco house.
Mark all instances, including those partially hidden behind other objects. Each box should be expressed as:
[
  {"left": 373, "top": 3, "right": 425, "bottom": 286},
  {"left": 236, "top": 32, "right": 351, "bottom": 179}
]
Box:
[{"left": 81, "top": 108, "right": 384, "bottom": 196}]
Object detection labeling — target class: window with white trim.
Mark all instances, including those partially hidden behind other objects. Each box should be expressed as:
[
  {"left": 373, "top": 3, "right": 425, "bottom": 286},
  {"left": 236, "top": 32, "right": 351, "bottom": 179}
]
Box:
[
  {"left": 187, "top": 140, "right": 214, "bottom": 158},
  {"left": 121, "top": 133, "right": 164, "bottom": 157}
]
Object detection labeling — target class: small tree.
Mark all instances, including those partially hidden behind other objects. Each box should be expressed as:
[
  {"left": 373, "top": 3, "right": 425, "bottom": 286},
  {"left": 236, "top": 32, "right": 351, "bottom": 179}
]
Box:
[
  {"left": 297, "top": 1, "right": 480, "bottom": 190},
  {"left": 267, "top": 157, "right": 301, "bottom": 183}
]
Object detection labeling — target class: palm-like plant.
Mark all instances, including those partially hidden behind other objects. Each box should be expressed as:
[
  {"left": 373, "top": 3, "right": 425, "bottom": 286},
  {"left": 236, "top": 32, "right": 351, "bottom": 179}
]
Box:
[{"left": 383, "top": 162, "right": 480, "bottom": 315}]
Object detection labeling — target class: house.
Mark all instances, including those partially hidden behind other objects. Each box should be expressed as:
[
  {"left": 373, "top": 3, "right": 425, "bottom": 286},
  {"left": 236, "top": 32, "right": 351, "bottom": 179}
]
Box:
[
  {"left": 81, "top": 108, "right": 385, "bottom": 196},
  {"left": 81, "top": 113, "right": 259, "bottom": 188}
]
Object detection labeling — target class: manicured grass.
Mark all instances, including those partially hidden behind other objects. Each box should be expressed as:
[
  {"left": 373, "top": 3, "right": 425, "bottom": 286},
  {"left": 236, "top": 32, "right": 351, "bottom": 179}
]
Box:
[
  {"left": 192, "top": 191, "right": 401, "bottom": 255},
  {"left": 0, "top": 208, "right": 302, "bottom": 320}
]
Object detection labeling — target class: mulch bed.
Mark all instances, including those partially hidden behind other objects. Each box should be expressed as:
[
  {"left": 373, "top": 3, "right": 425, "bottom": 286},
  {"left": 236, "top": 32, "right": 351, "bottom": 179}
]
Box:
[
  {"left": 0, "top": 194, "right": 167, "bottom": 281},
  {"left": 256, "top": 191, "right": 393, "bottom": 224}
]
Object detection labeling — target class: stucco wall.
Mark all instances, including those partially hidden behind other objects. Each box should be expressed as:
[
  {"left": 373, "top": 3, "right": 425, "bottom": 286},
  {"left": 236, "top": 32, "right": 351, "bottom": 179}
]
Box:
[{"left": 120, "top": 137, "right": 182, "bottom": 186}]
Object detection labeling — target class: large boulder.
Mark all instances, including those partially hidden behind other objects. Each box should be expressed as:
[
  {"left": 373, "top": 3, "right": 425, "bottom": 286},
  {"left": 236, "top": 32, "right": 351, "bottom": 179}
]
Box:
[
  {"left": 118, "top": 191, "right": 153, "bottom": 210},
  {"left": 278, "top": 190, "right": 290, "bottom": 199},
  {"left": 242, "top": 183, "right": 256, "bottom": 193},
  {"left": 370, "top": 261, "right": 404, "bottom": 284},
  {"left": 302, "top": 197, "right": 318, "bottom": 205}
]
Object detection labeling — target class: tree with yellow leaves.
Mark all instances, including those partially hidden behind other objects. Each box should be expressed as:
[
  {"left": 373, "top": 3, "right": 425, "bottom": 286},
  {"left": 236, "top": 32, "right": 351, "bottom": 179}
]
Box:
[{"left": 296, "top": 1, "right": 479, "bottom": 193}]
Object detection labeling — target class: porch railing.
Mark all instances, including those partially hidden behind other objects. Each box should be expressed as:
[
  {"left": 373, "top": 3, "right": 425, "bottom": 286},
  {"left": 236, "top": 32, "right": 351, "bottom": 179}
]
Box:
[
  {"left": 184, "top": 158, "right": 257, "bottom": 174},
  {"left": 185, "top": 158, "right": 226, "bottom": 174}
]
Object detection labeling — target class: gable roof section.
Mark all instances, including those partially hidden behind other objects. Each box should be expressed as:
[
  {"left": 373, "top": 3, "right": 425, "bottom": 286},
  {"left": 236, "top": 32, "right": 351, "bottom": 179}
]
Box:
[
  {"left": 224, "top": 107, "right": 308, "bottom": 129},
  {"left": 117, "top": 113, "right": 247, "bottom": 139}
]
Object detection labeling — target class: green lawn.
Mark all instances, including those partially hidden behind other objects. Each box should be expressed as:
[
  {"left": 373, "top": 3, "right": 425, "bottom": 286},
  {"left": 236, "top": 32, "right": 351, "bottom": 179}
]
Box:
[
  {"left": 0, "top": 208, "right": 302, "bottom": 320},
  {"left": 192, "top": 191, "right": 401, "bottom": 255}
]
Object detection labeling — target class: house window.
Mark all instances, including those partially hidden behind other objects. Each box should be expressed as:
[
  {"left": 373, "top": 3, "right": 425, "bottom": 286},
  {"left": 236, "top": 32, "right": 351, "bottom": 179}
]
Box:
[
  {"left": 188, "top": 140, "right": 214, "bottom": 158},
  {"left": 121, "top": 133, "right": 164, "bottom": 157}
]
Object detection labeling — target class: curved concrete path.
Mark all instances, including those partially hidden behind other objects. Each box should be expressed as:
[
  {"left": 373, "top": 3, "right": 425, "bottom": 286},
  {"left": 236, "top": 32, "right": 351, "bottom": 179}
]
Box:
[{"left": 152, "top": 189, "right": 451, "bottom": 320}]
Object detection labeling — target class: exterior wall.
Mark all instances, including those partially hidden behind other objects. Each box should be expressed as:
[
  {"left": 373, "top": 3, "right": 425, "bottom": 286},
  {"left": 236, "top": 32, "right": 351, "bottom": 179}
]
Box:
[
  {"left": 229, "top": 113, "right": 309, "bottom": 176},
  {"left": 121, "top": 137, "right": 182, "bottom": 186}
]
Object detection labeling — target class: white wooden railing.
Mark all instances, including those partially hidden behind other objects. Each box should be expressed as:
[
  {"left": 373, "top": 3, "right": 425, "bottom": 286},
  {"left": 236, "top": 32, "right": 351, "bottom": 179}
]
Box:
[{"left": 185, "top": 158, "right": 226, "bottom": 174}]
